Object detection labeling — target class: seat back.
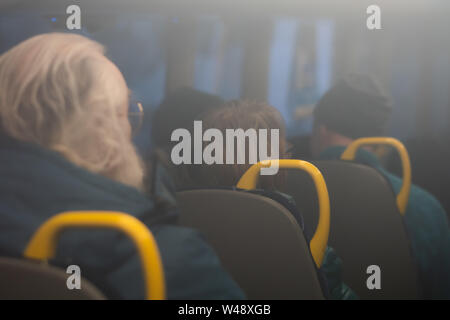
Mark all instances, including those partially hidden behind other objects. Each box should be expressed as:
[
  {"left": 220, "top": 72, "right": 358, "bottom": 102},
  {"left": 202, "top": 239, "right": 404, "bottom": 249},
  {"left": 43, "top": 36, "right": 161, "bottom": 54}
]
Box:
[
  {"left": 0, "top": 257, "right": 105, "bottom": 300},
  {"left": 177, "top": 189, "right": 325, "bottom": 299},
  {"left": 284, "top": 161, "right": 420, "bottom": 299},
  {"left": 0, "top": 211, "right": 166, "bottom": 300},
  {"left": 236, "top": 159, "right": 330, "bottom": 268}
]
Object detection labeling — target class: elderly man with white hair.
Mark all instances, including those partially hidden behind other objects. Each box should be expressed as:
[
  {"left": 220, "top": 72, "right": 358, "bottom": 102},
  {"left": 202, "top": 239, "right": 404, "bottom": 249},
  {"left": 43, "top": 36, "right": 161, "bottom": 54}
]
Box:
[{"left": 0, "top": 33, "right": 245, "bottom": 299}]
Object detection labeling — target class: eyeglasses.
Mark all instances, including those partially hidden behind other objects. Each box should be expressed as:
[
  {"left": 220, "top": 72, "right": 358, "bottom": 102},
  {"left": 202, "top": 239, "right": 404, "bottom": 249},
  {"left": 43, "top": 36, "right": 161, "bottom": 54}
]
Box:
[{"left": 128, "top": 101, "right": 144, "bottom": 137}]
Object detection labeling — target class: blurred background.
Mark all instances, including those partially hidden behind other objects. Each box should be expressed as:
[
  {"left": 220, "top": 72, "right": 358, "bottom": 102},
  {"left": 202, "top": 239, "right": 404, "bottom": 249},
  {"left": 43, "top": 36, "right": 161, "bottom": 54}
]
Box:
[{"left": 1, "top": 0, "right": 450, "bottom": 211}]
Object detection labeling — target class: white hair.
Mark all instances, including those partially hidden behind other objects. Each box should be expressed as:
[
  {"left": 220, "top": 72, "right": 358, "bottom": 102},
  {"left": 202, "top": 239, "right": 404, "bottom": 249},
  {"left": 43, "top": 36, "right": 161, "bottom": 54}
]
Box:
[{"left": 0, "top": 33, "right": 145, "bottom": 190}]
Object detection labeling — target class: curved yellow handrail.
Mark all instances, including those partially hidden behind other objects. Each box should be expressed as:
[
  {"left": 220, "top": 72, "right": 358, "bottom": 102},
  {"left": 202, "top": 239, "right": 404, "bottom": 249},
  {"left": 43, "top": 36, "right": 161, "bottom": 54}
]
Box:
[
  {"left": 237, "top": 159, "right": 330, "bottom": 268},
  {"left": 341, "top": 137, "right": 411, "bottom": 215},
  {"left": 24, "top": 211, "right": 165, "bottom": 300}
]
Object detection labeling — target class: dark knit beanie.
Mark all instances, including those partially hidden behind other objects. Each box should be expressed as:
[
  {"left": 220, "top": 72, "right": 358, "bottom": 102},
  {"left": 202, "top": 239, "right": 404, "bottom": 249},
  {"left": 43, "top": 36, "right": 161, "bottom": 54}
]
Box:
[{"left": 313, "top": 74, "right": 392, "bottom": 139}]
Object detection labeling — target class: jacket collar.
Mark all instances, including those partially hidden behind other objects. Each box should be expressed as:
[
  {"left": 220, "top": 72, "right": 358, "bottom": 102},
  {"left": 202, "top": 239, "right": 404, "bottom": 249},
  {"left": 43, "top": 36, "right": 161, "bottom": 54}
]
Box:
[
  {"left": 0, "top": 133, "right": 178, "bottom": 226},
  {"left": 319, "top": 145, "right": 382, "bottom": 169}
]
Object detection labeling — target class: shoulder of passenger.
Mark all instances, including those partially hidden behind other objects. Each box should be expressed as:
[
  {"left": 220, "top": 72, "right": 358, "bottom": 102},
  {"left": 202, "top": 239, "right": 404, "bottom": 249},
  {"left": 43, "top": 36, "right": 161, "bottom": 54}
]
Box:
[
  {"left": 409, "top": 184, "right": 446, "bottom": 212},
  {"left": 149, "top": 224, "right": 220, "bottom": 265},
  {"left": 405, "top": 185, "right": 449, "bottom": 228},
  {"left": 149, "top": 224, "right": 246, "bottom": 300}
]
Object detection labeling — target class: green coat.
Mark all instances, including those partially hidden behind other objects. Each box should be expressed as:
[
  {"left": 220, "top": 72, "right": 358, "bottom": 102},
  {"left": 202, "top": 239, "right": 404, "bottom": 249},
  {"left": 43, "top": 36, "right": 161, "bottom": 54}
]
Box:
[{"left": 320, "top": 146, "right": 450, "bottom": 299}]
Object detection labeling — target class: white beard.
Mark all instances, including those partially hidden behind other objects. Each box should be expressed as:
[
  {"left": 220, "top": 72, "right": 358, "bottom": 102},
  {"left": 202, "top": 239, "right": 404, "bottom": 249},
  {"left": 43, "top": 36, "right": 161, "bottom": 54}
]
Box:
[{"left": 110, "top": 140, "right": 146, "bottom": 192}]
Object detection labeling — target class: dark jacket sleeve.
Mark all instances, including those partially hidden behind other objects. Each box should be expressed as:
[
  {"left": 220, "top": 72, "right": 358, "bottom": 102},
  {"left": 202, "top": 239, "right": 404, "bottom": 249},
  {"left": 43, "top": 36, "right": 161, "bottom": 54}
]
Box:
[
  {"left": 101, "top": 225, "right": 246, "bottom": 300},
  {"left": 320, "top": 247, "right": 359, "bottom": 300},
  {"left": 402, "top": 189, "right": 450, "bottom": 299}
]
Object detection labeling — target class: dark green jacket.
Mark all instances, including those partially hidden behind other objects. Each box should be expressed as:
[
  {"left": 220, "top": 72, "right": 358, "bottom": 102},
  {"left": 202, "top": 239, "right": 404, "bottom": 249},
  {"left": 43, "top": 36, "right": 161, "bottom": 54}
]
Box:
[
  {"left": 0, "top": 136, "right": 245, "bottom": 299},
  {"left": 320, "top": 146, "right": 450, "bottom": 299}
]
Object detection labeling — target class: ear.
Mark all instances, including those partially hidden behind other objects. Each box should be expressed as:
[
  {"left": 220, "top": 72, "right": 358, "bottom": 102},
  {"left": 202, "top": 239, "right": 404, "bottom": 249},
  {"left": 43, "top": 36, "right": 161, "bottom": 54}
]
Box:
[
  {"left": 311, "top": 123, "right": 330, "bottom": 157},
  {"left": 318, "top": 124, "right": 329, "bottom": 142}
]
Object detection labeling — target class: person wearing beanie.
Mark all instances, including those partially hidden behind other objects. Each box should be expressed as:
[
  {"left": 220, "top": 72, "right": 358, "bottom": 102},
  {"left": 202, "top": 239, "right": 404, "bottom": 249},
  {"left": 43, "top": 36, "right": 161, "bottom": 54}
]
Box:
[
  {"left": 311, "top": 74, "right": 393, "bottom": 156},
  {"left": 310, "top": 74, "right": 450, "bottom": 299}
]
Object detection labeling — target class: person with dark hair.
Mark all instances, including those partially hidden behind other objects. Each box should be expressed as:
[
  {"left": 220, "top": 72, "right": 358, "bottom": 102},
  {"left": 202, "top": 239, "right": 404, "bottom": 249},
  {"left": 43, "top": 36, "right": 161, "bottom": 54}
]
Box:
[
  {"left": 151, "top": 87, "right": 225, "bottom": 150},
  {"left": 182, "top": 100, "right": 289, "bottom": 190},
  {"left": 149, "top": 88, "right": 226, "bottom": 189},
  {"left": 310, "top": 74, "right": 450, "bottom": 299},
  {"left": 169, "top": 100, "right": 357, "bottom": 300}
]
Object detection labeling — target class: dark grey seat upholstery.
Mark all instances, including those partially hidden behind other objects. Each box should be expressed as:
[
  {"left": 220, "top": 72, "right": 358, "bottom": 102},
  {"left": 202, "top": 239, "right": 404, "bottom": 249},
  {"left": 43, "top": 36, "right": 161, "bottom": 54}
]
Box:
[
  {"left": 176, "top": 189, "right": 325, "bottom": 299},
  {"left": 0, "top": 257, "right": 105, "bottom": 300},
  {"left": 284, "top": 160, "right": 420, "bottom": 299}
]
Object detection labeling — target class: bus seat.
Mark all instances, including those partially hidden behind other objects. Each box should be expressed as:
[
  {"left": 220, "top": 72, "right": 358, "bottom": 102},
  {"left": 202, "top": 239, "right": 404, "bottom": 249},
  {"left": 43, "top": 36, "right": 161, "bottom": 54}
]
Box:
[
  {"left": 341, "top": 137, "right": 411, "bottom": 214},
  {"left": 284, "top": 160, "right": 420, "bottom": 299},
  {"left": 0, "top": 211, "right": 166, "bottom": 300},
  {"left": 236, "top": 159, "right": 330, "bottom": 269},
  {"left": 176, "top": 189, "right": 325, "bottom": 299},
  {"left": 0, "top": 256, "right": 105, "bottom": 300}
]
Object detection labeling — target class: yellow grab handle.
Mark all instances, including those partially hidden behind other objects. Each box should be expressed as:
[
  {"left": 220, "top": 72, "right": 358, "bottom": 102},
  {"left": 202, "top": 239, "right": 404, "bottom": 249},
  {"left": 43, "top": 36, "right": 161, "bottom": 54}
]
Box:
[
  {"left": 24, "top": 211, "right": 165, "bottom": 300},
  {"left": 341, "top": 137, "right": 411, "bottom": 215},
  {"left": 237, "top": 159, "right": 330, "bottom": 268}
]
